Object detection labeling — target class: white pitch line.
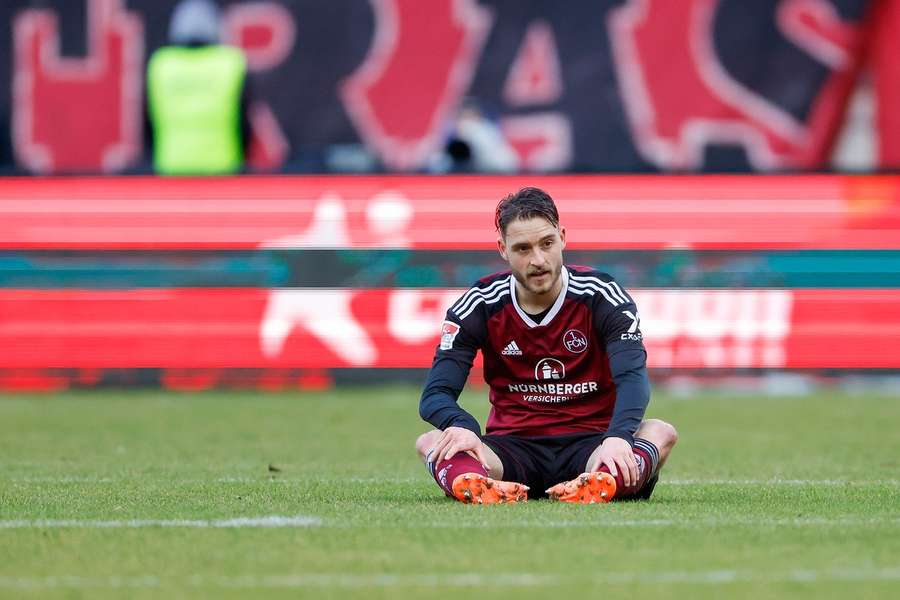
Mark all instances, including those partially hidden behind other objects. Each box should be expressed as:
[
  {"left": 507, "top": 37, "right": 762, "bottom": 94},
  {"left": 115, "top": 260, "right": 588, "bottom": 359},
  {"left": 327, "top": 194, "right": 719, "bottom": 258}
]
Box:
[
  {"left": 1, "top": 568, "right": 899, "bottom": 589},
  {"left": 5, "top": 477, "right": 900, "bottom": 486},
  {"left": 0, "top": 576, "right": 162, "bottom": 590},
  {"left": 1, "top": 476, "right": 421, "bottom": 484},
  {"left": 0, "top": 515, "right": 320, "bottom": 529},
  {"left": 1, "top": 515, "right": 897, "bottom": 530}
]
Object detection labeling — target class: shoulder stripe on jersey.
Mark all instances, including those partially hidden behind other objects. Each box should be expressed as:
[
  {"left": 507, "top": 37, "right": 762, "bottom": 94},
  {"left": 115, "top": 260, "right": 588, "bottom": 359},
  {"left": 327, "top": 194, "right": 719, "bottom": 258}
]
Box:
[
  {"left": 571, "top": 281, "right": 626, "bottom": 306},
  {"left": 457, "top": 288, "right": 510, "bottom": 320},
  {"left": 452, "top": 277, "right": 509, "bottom": 318},
  {"left": 607, "top": 280, "right": 630, "bottom": 304},
  {"left": 450, "top": 277, "right": 507, "bottom": 315},
  {"left": 569, "top": 282, "right": 621, "bottom": 306},
  {"left": 450, "top": 277, "right": 508, "bottom": 316},
  {"left": 570, "top": 274, "right": 629, "bottom": 304},
  {"left": 570, "top": 274, "right": 630, "bottom": 304},
  {"left": 457, "top": 281, "right": 509, "bottom": 317},
  {"left": 570, "top": 279, "right": 629, "bottom": 306}
]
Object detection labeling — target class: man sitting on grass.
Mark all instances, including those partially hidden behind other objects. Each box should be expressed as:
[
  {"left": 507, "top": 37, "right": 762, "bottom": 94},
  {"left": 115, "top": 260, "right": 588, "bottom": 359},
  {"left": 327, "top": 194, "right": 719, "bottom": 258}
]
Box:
[{"left": 416, "top": 187, "right": 677, "bottom": 504}]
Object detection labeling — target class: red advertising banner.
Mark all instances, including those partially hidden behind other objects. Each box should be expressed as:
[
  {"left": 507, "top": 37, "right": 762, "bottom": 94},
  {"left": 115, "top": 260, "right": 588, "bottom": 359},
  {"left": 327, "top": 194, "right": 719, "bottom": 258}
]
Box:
[
  {"left": 1, "top": 175, "right": 899, "bottom": 250},
  {"left": 0, "top": 288, "right": 897, "bottom": 369}
]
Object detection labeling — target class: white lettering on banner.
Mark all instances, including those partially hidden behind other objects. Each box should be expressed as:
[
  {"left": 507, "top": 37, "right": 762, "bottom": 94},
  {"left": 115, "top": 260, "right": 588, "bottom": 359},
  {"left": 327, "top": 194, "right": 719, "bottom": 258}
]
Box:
[
  {"left": 387, "top": 290, "right": 459, "bottom": 344},
  {"left": 259, "top": 289, "right": 376, "bottom": 365},
  {"left": 631, "top": 290, "right": 793, "bottom": 368},
  {"left": 255, "top": 289, "right": 792, "bottom": 369}
]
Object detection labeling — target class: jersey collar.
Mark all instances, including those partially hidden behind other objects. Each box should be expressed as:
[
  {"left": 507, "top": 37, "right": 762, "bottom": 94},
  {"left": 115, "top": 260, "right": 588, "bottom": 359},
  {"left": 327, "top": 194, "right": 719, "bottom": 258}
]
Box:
[{"left": 510, "top": 266, "right": 569, "bottom": 328}]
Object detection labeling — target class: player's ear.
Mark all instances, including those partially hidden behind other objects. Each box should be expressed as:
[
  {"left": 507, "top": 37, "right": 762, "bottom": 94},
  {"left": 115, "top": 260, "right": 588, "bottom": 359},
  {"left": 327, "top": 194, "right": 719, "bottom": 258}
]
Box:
[
  {"left": 497, "top": 235, "right": 508, "bottom": 261},
  {"left": 559, "top": 225, "right": 566, "bottom": 249}
]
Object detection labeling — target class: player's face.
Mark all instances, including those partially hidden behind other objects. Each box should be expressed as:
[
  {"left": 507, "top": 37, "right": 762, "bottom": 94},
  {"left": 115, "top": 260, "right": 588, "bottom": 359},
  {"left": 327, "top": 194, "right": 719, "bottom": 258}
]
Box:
[{"left": 498, "top": 216, "right": 566, "bottom": 300}]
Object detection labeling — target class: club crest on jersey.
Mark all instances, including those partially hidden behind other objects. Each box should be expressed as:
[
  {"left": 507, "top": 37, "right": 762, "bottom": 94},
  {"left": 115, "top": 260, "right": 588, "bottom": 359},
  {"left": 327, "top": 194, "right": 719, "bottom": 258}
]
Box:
[
  {"left": 563, "top": 329, "right": 588, "bottom": 354},
  {"left": 440, "top": 320, "right": 461, "bottom": 350},
  {"left": 534, "top": 358, "right": 565, "bottom": 381}
]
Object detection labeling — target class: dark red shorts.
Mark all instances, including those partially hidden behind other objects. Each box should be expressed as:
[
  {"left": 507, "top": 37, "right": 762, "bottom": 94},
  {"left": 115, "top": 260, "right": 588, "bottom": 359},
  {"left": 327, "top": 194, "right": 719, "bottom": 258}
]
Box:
[{"left": 480, "top": 431, "right": 660, "bottom": 499}]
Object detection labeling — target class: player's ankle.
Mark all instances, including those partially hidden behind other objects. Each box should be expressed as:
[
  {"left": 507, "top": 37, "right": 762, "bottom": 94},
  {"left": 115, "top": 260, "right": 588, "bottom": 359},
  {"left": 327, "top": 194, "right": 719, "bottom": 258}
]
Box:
[{"left": 431, "top": 452, "right": 489, "bottom": 496}]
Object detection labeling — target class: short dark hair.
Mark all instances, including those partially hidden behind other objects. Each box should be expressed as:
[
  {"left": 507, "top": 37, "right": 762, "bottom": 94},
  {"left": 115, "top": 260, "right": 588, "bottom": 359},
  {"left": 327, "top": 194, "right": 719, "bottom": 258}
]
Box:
[{"left": 494, "top": 187, "right": 559, "bottom": 236}]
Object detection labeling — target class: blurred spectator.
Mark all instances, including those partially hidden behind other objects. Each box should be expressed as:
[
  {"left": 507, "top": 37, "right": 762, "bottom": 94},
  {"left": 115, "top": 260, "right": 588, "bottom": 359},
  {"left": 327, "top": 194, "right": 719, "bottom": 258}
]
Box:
[
  {"left": 429, "top": 99, "right": 519, "bottom": 174},
  {"left": 146, "top": 0, "right": 250, "bottom": 175}
]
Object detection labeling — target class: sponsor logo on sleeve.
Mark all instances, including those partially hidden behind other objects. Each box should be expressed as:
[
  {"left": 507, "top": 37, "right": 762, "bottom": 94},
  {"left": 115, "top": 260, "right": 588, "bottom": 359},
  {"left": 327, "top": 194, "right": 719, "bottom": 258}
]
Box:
[
  {"left": 440, "top": 320, "right": 461, "bottom": 350},
  {"left": 621, "top": 310, "right": 643, "bottom": 341}
]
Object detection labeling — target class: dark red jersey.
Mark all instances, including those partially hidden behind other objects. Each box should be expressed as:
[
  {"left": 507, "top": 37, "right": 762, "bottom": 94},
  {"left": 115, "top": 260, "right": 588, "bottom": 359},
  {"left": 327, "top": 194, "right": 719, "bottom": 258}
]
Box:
[{"left": 420, "top": 265, "right": 649, "bottom": 439}]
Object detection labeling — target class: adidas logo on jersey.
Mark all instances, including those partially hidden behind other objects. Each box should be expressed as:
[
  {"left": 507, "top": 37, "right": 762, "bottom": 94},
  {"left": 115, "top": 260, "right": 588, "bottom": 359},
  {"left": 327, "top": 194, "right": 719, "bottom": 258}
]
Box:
[{"left": 502, "top": 341, "right": 523, "bottom": 356}]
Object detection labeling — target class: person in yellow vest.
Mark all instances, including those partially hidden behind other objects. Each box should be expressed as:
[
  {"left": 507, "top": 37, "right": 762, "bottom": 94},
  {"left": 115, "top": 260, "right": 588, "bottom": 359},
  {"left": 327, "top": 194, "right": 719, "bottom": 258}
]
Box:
[{"left": 146, "top": 0, "right": 250, "bottom": 175}]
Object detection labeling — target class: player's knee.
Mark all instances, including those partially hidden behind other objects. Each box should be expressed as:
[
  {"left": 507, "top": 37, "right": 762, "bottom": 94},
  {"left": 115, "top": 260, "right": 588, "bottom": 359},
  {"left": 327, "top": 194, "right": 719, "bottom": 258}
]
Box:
[
  {"left": 642, "top": 419, "right": 678, "bottom": 450},
  {"left": 656, "top": 419, "right": 678, "bottom": 449},
  {"left": 415, "top": 430, "right": 441, "bottom": 459}
]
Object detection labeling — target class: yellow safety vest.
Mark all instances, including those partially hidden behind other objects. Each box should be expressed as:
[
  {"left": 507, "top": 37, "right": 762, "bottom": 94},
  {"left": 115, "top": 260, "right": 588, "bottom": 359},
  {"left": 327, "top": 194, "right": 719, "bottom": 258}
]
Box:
[{"left": 147, "top": 45, "right": 246, "bottom": 175}]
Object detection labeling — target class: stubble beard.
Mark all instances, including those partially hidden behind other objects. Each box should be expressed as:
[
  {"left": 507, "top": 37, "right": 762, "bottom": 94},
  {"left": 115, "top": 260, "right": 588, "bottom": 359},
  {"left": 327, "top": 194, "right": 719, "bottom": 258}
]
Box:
[{"left": 515, "top": 261, "right": 562, "bottom": 298}]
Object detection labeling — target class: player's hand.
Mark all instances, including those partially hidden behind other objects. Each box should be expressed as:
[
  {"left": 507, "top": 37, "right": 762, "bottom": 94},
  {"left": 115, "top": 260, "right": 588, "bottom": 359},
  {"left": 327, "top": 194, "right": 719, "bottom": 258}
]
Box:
[
  {"left": 587, "top": 436, "right": 638, "bottom": 488},
  {"left": 429, "top": 426, "right": 490, "bottom": 467}
]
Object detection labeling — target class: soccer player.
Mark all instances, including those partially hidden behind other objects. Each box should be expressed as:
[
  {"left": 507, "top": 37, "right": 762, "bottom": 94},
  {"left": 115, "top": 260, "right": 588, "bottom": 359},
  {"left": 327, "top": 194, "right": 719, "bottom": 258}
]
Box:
[{"left": 415, "top": 187, "right": 677, "bottom": 504}]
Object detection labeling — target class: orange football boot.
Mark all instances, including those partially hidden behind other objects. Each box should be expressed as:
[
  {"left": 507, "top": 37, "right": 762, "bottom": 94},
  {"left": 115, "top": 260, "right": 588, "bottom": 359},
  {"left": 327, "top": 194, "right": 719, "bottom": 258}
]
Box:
[
  {"left": 451, "top": 473, "right": 529, "bottom": 504},
  {"left": 546, "top": 472, "right": 617, "bottom": 503}
]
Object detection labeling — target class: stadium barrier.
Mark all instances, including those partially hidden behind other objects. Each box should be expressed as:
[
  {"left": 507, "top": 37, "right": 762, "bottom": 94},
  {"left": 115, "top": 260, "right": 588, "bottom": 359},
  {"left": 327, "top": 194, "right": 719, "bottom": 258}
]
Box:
[
  {"left": 1, "top": 175, "right": 898, "bottom": 389},
  {"left": 0, "top": 175, "right": 898, "bottom": 249},
  {"left": 0, "top": 288, "right": 897, "bottom": 370}
]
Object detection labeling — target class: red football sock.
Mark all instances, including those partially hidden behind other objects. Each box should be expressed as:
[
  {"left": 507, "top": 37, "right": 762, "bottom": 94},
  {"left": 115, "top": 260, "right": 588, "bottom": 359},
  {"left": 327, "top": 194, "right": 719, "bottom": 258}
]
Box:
[
  {"left": 597, "top": 444, "right": 654, "bottom": 496},
  {"left": 431, "top": 452, "right": 488, "bottom": 497},
  {"left": 596, "top": 463, "right": 626, "bottom": 492}
]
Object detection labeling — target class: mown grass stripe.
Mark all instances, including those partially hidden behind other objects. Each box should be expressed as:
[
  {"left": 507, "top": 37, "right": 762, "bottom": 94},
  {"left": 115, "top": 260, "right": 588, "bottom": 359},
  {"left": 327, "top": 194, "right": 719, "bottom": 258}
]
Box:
[{"left": 1, "top": 568, "right": 899, "bottom": 589}]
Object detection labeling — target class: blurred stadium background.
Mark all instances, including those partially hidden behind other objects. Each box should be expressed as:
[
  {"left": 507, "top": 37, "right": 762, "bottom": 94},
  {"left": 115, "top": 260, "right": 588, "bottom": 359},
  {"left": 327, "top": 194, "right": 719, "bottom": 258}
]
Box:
[
  {"left": 0, "top": 0, "right": 898, "bottom": 391},
  {"left": 1, "top": 1, "right": 899, "bottom": 597}
]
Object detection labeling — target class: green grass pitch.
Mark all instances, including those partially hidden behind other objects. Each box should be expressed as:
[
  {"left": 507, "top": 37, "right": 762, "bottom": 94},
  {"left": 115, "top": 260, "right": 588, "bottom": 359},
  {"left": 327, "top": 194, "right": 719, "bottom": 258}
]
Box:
[{"left": 0, "top": 386, "right": 898, "bottom": 599}]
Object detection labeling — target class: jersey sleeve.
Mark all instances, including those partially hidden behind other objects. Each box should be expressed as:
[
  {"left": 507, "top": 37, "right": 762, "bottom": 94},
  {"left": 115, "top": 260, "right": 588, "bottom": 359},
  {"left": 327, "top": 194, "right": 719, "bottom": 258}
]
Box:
[
  {"left": 418, "top": 294, "right": 486, "bottom": 435},
  {"left": 594, "top": 280, "right": 646, "bottom": 356},
  {"left": 589, "top": 274, "right": 650, "bottom": 445}
]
